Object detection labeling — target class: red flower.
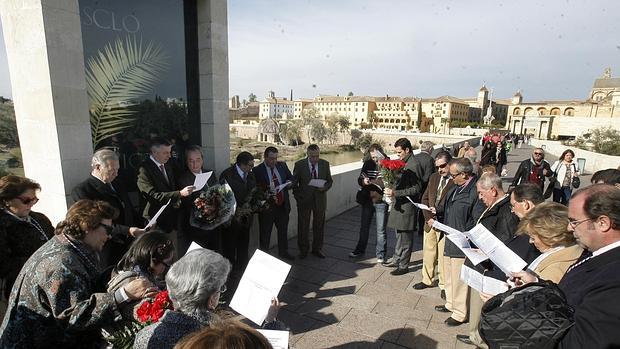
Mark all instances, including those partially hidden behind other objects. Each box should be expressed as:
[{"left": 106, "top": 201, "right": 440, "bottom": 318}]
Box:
[
  {"left": 136, "top": 301, "right": 152, "bottom": 323},
  {"left": 136, "top": 290, "right": 173, "bottom": 324}
]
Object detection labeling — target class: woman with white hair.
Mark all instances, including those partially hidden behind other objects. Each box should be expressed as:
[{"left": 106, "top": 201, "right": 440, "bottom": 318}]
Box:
[{"left": 133, "top": 249, "right": 281, "bottom": 349}]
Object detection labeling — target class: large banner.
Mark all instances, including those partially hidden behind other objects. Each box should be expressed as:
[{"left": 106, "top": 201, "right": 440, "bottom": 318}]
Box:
[{"left": 78, "top": 0, "right": 196, "bottom": 172}]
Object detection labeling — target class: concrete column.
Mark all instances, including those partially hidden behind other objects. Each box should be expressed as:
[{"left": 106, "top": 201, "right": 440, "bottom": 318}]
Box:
[
  {"left": 1, "top": 0, "right": 92, "bottom": 224},
  {"left": 197, "top": 0, "right": 230, "bottom": 173}
]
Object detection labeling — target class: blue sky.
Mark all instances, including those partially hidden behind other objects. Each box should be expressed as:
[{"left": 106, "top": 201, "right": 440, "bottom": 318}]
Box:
[{"left": 2, "top": 0, "right": 620, "bottom": 102}]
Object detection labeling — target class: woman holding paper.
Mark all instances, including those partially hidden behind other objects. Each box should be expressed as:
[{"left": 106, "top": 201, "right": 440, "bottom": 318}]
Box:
[
  {"left": 134, "top": 249, "right": 282, "bottom": 349},
  {"left": 516, "top": 202, "right": 583, "bottom": 283}
]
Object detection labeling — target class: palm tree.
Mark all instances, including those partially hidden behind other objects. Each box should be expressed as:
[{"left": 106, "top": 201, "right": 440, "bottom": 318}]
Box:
[{"left": 86, "top": 35, "right": 169, "bottom": 148}]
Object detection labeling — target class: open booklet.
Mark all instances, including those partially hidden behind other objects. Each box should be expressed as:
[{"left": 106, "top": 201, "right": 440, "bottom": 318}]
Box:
[
  {"left": 432, "top": 222, "right": 527, "bottom": 275},
  {"left": 460, "top": 265, "right": 509, "bottom": 296}
]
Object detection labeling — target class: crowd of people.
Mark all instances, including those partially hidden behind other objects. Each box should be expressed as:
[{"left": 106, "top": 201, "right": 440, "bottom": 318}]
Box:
[{"left": 0, "top": 134, "right": 619, "bottom": 348}]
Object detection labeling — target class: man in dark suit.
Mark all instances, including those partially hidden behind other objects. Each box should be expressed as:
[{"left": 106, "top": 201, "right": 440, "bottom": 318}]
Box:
[
  {"left": 414, "top": 151, "right": 454, "bottom": 292},
  {"left": 414, "top": 141, "right": 437, "bottom": 242},
  {"left": 137, "top": 138, "right": 194, "bottom": 240},
  {"left": 383, "top": 138, "right": 423, "bottom": 275},
  {"left": 254, "top": 146, "right": 294, "bottom": 260},
  {"left": 71, "top": 148, "right": 144, "bottom": 266},
  {"left": 219, "top": 151, "right": 256, "bottom": 273},
  {"left": 513, "top": 184, "right": 620, "bottom": 349},
  {"left": 176, "top": 145, "right": 219, "bottom": 255},
  {"left": 292, "top": 144, "right": 333, "bottom": 259}
]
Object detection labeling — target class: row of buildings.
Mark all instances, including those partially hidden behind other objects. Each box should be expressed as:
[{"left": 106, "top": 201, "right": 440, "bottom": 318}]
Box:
[{"left": 230, "top": 68, "right": 620, "bottom": 140}]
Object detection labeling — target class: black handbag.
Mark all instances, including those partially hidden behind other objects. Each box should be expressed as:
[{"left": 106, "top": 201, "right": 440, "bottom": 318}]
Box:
[
  {"left": 355, "top": 189, "right": 370, "bottom": 205},
  {"left": 480, "top": 280, "right": 574, "bottom": 349},
  {"left": 572, "top": 176, "right": 580, "bottom": 189}
]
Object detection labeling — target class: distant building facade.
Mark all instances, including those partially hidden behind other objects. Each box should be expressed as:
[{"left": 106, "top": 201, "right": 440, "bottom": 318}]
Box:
[{"left": 506, "top": 68, "right": 620, "bottom": 140}]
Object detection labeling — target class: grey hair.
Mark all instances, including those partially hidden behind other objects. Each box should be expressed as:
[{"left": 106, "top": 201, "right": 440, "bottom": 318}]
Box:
[
  {"left": 165, "top": 249, "right": 231, "bottom": 314},
  {"left": 450, "top": 157, "right": 474, "bottom": 175},
  {"left": 420, "top": 141, "right": 434, "bottom": 153},
  {"left": 91, "top": 149, "right": 119, "bottom": 170},
  {"left": 477, "top": 172, "right": 504, "bottom": 192}
]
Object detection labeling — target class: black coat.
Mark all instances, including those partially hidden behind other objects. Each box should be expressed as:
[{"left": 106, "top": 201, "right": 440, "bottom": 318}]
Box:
[
  {"left": 510, "top": 158, "right": 552, "bottom": 190},
  {"left": 137, "top": 159, "right": 182, "bottom": 232},
  {"left": 177, "top": 168, "right": 218, "bottom": 231},
  {"left": 356, "top": 159, "right": 383, "bottom": 206},
  {"left": 557, "top": 247, "right": 620, "bottom": 349},
  {"left": 71, "top": 175, "right": 139, "bottom": 236},
  {"left": 0, "top": 210, "right": 54, "bottom": 299},
  {"left": 440, "top": 177, "right": 485, "bottom": 257},
  {"left": 413, "top": 151, "right": 436, "bottom": 194},
  {"left": 253, "top": 161, "right": 293, "bottom": 211}
]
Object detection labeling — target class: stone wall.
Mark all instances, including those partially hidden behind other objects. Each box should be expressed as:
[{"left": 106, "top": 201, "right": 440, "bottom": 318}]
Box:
[{"left": 530, "top": 139, "right": 620, "bottom": 174}]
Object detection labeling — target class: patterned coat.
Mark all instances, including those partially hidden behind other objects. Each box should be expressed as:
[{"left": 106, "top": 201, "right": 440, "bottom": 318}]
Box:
[
  {"left": 0, "top": 210, "right": 54, "bottom": 299},
  {"left": 0, "top": 235, "right": 120, "bottom": 348}
]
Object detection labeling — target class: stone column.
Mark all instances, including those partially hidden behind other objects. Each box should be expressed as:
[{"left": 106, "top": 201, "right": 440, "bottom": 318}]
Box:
[
  {"left": 197, "top": 0, "right": 230, "bottom": 172},
  {"left": 1, "top": 0, "right": 92, "bottom": 224}
]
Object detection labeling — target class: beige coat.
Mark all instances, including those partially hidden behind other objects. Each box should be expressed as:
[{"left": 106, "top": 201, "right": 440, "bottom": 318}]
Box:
[{"left": 533, "top": 244, "right": 583, "bottom": 284}]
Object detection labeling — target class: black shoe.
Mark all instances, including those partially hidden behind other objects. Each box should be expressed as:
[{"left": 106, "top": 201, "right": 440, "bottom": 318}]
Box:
[
  {"left": 348, "top": 251, "right": 363, "bottom": 258},
  {"left": 382, "top": 260, "right": 399, "bottom": 268},
  {"left": 456, "top": 335, "right": 475, "bottom": 345},
  {"left": 299, "top": 252, "right": 308, "bottom": 259},
  {"left": 390, "top": 268, "right": 409, "bottom": 276},
  {"left": 311, "top": 250, "right": 326, "bottom": 259},
  {"left": 434, "top": 305, "right": 450, "bottom": 313},
  {"left": 279, "top": 253, "right": 295, "bottom": 261},
  {"left": 413, "top": 281, "right": 437, "bottom": 290},
  {"left": 440, "top": 289, "right": 446, "bottom": 300},
  {"left": 444, "top": 317, "right": 466, "bottom": 327}
]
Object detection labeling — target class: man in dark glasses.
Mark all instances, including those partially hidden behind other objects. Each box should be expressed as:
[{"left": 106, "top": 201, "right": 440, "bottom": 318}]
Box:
[{"left": 510, "top": 147, "right": 552, "bottom": 192}]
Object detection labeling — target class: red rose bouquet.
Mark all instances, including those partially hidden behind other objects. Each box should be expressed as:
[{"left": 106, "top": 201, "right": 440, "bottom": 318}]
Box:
[
  {"left": 103, "top": 290, "right": 174, "bottom": 349},
  {"left": 378, "top": 159, "right": 407, "bottom": 207}
]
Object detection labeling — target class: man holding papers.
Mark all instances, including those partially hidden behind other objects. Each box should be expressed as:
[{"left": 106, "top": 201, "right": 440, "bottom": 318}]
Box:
[
  {"left": 414, "top": 151, "right": 454, "bottom": 292},
  {"left": 254, "top": 147, "right": 295, "bottom": 260},
  {"left": 458, "top": 173, "right": 520, "bottom": 347},
  {"left": 384, "top": 138, "right": 423, "bottom": 275},
  {"left": 177, "top": 145, "right": 219, "bottom": 254},
  {"left": 292, "top": 144, "right": 333, "bottom": 259},
  {"left": 435, "top": 158, "right": 483, "bottom": 326},
  {"left": 137, "top": 138, "right": 195, "bottom": 240}
]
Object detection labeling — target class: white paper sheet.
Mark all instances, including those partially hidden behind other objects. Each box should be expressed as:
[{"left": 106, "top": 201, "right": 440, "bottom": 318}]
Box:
[
  {"left": 144, "top": 199, "right": 171, "bottom": 229},
  {"left": 460, "top": 265, "right": 509, "bottom": 296},
  {"left": 445, "top": 231, "right": 488, "bottom": 266},
  {"left": 185, "top": 241, "right": 203, "bottom": 254},
  {"left": 257, "top": 329, "right": 289, "bottom": 349},
  {"left": 192, "top": 171, "right": 213, "bottom": 191},
  {"left": 405, "top": 197, "right": 432, "bottom": 211},
  {"left": 432, "top": 221, "right": 464, "bottom": 237},
  {"left": 308, "top": 179, "right": 327, "bottom": 188},
  {"left": 466, "top": 224, "right": 527, "bottom": 275},
  {"left": 275, "top": 181, "right": 291, "bottom": 193},
  {"left": 230, "top": 250, "right": 292, "bottom": 325}
]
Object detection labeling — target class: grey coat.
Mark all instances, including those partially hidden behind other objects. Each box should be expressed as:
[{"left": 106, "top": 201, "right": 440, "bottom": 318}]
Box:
[
  {"left": 413, "top": 151, "right": 436, "bottom": 194},
  {"left": 387, "top": 153, "right": 423, "bottom": 231}
]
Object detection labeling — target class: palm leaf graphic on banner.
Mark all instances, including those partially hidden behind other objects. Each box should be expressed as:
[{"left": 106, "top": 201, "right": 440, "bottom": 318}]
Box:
[{"left": 86, "top": 35, "right": 169, "bottom": 148}]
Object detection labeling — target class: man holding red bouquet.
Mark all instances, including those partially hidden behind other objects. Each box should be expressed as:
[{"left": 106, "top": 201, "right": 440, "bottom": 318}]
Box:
[{"left": 383, "top": 138, "right": 423, "bottom": 275}]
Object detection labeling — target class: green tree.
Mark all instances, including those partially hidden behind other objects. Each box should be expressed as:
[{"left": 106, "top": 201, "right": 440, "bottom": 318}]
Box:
[
  {"left": 248, "top": 93, "right": 257, "bottom": 102},
  {"left": 310, "top": 122, "right": 327, "bottom": 144},
  {"left": 347, "top": 91, "right": 354, "bottom": 97},
  {"left": 591, "top": 127, "right": 620, "bottom": 156},
  {"left": 350, "top": 129, "right": 363, "bottom": 145},
  {"left": 0, "top": 103, "right": 19, "bottom": 147},
  {"left": 301, "top": 107, "right": 321, "bottom": 142}
]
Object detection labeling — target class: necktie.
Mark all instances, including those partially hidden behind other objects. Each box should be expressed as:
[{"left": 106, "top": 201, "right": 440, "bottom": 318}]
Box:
[
  {"left": 436, "top": 177, "right": 447, "bottom": 205},
  {"left": 159, "top": 164, "right": 169, "bottom": 183},
  {"left": 311, "top": 164, "right": 317, "bottom": 179},
  {"left": 109, "top": 183, "right": 116, "bottom": 193},
  {"left": 271, "top": 167, "right": 284, "bottom": 206},
  {"left": 566, "top": 250, "right": 593, "bottom": 274}
]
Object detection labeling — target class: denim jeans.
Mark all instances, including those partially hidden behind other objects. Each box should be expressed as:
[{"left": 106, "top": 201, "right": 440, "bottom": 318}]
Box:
[
  {"left": 354, "top": 201, "right": 389, "bottom": 259},
  {"left": 553, "top": 186, "right": 573, "bottom": 206}
]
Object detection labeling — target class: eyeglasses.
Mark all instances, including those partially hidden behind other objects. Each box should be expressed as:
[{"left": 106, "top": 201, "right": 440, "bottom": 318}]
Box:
[
  {"left": 533, "top": 152, "right": 544, "bottom": 155},
  {"left": 568, "top": 217, "right": 595, "bottom": 228},
  {"left": 449, "top": 172, "right": 462, "bottom": 179},
  {"left": 16, "top": 196, "right": 39, "bottom": 205},
  {"left": 219, "top": 284, "right": 227, "bottom": 293},
  {"left": 435, "top": 163, "right": 447, "bottom": 169},
  {"left": 98, "top": 223, "right": 114, "bottom": 236}
]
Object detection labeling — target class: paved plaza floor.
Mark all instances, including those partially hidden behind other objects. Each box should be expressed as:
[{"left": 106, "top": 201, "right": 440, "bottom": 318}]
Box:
[{"left": 261, "top": 144, "right": 593, "bottom": 349}]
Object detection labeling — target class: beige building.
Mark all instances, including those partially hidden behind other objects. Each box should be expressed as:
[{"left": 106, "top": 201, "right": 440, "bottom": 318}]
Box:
[
  {"left": 506, "top": 68, "right": 620, "bottom": 140},
  {"left": 229, "top": 100, "right": 259, "bottom": 124}
]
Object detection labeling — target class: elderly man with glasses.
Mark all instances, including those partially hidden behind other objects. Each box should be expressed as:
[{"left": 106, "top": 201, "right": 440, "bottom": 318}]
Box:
[{"left": 510, "top": 147, "right": 552, "bottom": 192}]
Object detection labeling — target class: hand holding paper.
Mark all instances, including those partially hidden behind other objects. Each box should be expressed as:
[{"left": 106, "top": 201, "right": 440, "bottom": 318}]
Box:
[
  {"left": 275, "top": 181, "right": 291, "bottom": 193},
  {"left": 405, "top": 197, "right": 432, "bottom": 211},
  {"left": 193, "top": 171, "right": 213, "bottom": 191},
  {"left": 308, "top": 179, "right": 326, "bottom": 188},
  {"left": 144, "top": 199, "right": 171, "bottom": 229}
]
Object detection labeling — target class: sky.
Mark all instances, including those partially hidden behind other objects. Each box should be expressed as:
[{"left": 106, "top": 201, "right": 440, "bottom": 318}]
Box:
[{"left": 1, "top": 0, "right": 620, "bottom": 102}]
